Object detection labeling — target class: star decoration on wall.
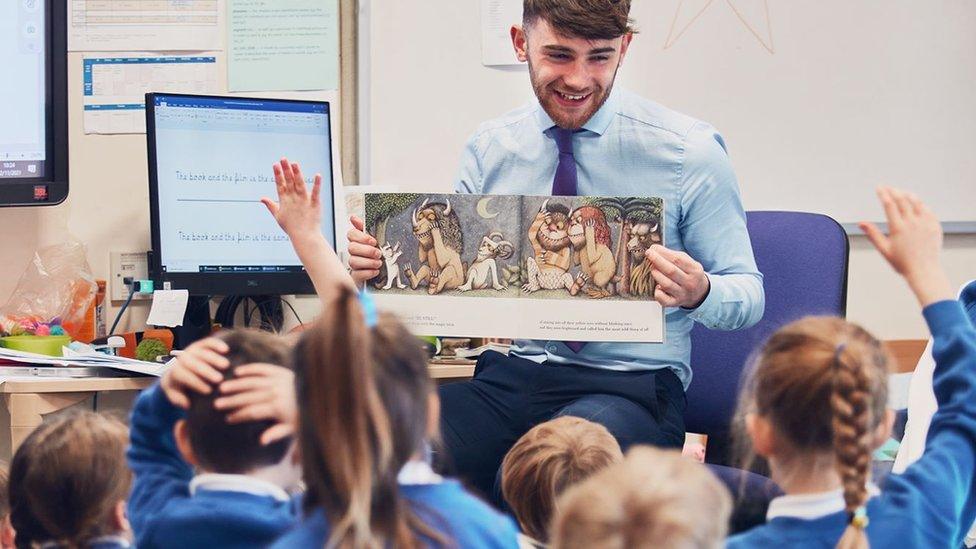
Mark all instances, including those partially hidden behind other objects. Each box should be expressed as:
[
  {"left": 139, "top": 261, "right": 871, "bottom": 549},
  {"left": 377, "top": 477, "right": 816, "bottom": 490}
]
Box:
[{"left": 664, "top": 0, "right": 775, "bottom": 54}]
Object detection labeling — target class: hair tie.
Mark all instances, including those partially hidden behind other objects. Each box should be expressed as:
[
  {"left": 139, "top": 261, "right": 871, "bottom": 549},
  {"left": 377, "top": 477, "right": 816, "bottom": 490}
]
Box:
[
  {"left": 358, "top": 289, "right": 378, "bottom": 328},
  {"left": 850, "top": 505, "right": 869, "bottom": 529}
]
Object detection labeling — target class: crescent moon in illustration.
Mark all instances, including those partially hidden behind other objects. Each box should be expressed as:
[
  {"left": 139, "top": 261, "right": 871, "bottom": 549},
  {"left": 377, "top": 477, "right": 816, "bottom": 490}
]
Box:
[{"left": 476, "top": 197, "right": 499, "bottom": 219}]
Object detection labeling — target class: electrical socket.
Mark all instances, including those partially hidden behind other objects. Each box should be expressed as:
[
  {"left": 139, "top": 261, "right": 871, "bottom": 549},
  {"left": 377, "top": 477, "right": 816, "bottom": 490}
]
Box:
[{"left": 110, "top": 251, "right": 151, "bottom": 302}]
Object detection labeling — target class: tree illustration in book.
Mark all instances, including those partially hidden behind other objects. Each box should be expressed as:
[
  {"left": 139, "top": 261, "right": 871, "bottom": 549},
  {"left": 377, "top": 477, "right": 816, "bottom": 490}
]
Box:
[{"left": 364, "top": 193, "right": 665, "bottom": 343}]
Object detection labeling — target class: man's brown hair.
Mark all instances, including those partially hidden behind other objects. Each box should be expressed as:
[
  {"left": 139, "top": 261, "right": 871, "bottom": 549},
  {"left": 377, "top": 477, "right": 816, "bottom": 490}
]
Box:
[
  {"left": 186, "top": 329, "right": 293, "bottom": 474},
  {"left": 523, "top": 0, "right": 635, "bottom": 40},
  {"left": 501, "top": 416, "right": 623, "bottom": 543}
]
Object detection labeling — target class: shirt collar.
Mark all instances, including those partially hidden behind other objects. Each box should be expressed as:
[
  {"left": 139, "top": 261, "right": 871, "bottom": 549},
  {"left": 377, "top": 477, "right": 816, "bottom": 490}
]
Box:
[
  {"left": 190, "top": 473, "right": 291, "bottom": 502},
  {"left": 766, "top": 484, "right": 880, "bottom": 521},
  {"left": 397, "top": 460, "right": 443, "bottom": 485},
  {"left": 534, "top": 86, "right": 621, "bottom": 137}
]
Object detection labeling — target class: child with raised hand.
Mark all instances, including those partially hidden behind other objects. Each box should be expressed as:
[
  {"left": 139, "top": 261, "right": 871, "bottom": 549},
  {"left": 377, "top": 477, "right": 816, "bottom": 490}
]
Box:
[
  {"left": 501, "top": 416, "right": 623, "bottom": 548},
  {"left": 8, "top": 412, "right": 132, "bottom": 549},
  {"left": 127, "top": 329, "right": 301, "bottom": 549},
  {"left": 550, "top": 446, "right": 732, "bottom": 549},
  {"left": 728, "top": 187, "right": 976, "bottom": 548},
  {"left": 243, "top": 158, "right": 518, "bottom": 547}
]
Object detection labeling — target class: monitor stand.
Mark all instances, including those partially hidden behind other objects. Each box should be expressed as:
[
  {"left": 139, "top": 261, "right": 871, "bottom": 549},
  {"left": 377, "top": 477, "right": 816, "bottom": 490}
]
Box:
[{"left": 173, "top": 296, "right": 212, "bottom": 350}]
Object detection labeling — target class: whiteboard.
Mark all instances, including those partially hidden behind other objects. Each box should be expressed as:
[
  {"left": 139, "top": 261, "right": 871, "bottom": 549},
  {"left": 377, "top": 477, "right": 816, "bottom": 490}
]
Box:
[{"left": 364, "top": 1, "right": 976, "bottom": 225}]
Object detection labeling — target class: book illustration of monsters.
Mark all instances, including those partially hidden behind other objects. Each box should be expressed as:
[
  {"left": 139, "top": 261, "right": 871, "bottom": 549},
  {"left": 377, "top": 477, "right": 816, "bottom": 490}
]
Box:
[
  {"left": 367, "top": 194, "right": 521, "bottom": 296},
  {"left": 523, "top": 197, "right": 662, "bottom": 300},
  {"left": 403, "top": 198, "right": 467, "bottom": 294}
]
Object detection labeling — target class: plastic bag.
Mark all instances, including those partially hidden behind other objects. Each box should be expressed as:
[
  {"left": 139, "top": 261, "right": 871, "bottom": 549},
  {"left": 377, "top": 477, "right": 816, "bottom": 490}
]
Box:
[{"left": 1, "top": 241, "right": 96, "bottom": 338}]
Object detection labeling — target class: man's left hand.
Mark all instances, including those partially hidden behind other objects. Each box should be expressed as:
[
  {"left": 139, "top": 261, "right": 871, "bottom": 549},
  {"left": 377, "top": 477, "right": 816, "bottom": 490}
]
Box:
[{"left": 645, "top": 244, "right": 710, "bottom": 308}]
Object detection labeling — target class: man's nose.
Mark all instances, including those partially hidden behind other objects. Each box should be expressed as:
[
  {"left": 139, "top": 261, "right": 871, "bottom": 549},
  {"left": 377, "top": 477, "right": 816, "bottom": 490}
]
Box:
[{"left": 561, "top": 60, "right": 590, "bottom": 91}]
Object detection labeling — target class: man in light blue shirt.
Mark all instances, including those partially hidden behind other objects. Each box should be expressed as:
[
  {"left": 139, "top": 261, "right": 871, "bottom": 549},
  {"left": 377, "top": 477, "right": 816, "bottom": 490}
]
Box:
[{"left": 346, "top": 0, "right": 763, "bottom": 501}]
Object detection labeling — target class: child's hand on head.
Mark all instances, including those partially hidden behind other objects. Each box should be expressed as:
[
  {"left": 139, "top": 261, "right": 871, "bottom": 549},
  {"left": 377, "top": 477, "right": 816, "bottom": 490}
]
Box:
[
  {"left": 214, "top": 363, "right": 297, "bottom": 445},
  {"left": 859, "top": 186, "right": 953, "bottom": 306},
  {"left": 161, "top": 337, "right": 229, "bottom": 409},
  {"left": 261, "top": 157, "right": 323, "bottom": 240}
]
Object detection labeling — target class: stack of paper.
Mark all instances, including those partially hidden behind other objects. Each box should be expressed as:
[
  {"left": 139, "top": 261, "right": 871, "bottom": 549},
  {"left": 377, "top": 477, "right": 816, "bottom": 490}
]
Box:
[{"left": 0, "top": 347, "right": 166, "bottom": 377}]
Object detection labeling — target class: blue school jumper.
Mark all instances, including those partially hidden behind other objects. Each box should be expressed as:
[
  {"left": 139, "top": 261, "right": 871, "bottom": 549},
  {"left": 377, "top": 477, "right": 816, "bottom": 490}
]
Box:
[
  {"left": 729, "top": 299, "right": 976, "bottom": 548},
  {"left": 271, "top": 479, "right": 519, "bottom": 548},
  {"left": 127, "top": 383, "right": 300, "bottom": 549}
]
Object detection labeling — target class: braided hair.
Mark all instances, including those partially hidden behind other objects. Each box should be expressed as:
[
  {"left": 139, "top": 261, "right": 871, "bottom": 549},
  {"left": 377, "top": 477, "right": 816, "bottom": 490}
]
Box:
[{"left": 738, "top": 317, "right": 889, "bottom": 549}]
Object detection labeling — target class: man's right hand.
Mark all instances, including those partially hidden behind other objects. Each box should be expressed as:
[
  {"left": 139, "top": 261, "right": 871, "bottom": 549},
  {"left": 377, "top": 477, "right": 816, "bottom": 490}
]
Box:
[{"left": 347, "top": 215, "right": 382, "bottom": 284}]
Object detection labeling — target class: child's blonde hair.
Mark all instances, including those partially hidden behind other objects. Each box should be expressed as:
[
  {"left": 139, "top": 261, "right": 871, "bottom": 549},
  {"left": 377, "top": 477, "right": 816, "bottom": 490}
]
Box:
[
  {"left": 501, "top": 416, "right": 623, "bottom": 542},
  {"left": 736, "top": 316, "right": 890, "bottom": 549},
  {"left": 551, "top": 446, "right": 731, "bottom": 549},
  {"left": 8, "top": 411, "right": 131, "bottom": 549}
]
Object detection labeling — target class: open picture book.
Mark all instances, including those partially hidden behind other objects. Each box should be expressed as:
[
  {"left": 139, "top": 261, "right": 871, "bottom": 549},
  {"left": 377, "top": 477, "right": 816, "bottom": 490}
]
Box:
[{"left": 356, "top": 193, "right": 666, "bottom": 343}]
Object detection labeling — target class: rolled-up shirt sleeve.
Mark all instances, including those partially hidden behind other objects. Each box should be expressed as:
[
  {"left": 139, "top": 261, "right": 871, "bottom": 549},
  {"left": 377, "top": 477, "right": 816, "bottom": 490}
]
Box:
[{"left": 679, "top": 122, "right": 765, "bottom": 330}]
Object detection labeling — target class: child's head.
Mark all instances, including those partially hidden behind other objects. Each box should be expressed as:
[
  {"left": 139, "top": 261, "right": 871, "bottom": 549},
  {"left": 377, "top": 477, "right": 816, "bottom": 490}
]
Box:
[
  {"left": 737, "top": 316, "right": 893, "bottom": 548},
  {"left": 8, "top": 412, "right": 131, "bottom": 548},
  {"left": 501, "top": 416, "right": 623, "bottom": 543},
  {"left": 294, "top": 288, "right": 442, "bottom": 548},
  {"left": 551, "top": 446, "right": 731, "bottom": 549},
  {"left": 175, "top": 329, "right": 293, "bottom": 475}
]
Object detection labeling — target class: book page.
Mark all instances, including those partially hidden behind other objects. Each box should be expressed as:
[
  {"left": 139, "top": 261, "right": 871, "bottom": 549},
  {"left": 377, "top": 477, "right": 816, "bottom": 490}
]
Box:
[{"left": 366, "top": 193, "right": 665, "bottom": 343}]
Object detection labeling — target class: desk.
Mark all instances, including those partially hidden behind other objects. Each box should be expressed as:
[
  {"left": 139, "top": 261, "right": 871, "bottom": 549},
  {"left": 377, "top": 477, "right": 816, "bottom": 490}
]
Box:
[
  {"left": 0, "top": 362, "right": 477, "bottom": 460},
  {"left": 0, "top": 376, "right": 156, "bottom": 459}
]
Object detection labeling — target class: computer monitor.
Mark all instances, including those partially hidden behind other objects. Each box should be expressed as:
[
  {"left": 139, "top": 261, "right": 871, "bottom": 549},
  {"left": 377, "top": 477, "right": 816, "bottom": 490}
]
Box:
[
  {"left": 0, "top": 0, "right": 69, "bottom": 206},
  {"left": 146, "top": 93, "right": 336, "bottom": 296}
]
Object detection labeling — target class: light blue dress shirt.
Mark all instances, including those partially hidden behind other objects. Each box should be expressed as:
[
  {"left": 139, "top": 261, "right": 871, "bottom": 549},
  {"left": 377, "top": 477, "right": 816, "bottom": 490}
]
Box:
[{"left": 455, "top": 87, "right": 764, "bottom": 389}]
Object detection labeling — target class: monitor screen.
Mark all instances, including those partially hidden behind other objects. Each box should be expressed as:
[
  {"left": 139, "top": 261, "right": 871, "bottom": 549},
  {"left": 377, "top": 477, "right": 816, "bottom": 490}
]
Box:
[
  {"left": 147, "top": 93, "right": 336, "bottom": 296},
  {"left": 0, "top": 0, "right": 68, "bottom": 205}
]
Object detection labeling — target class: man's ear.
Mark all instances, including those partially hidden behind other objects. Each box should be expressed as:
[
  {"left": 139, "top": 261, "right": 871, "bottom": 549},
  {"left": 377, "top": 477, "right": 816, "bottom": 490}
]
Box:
[
  {"left": 511, "top": 24, "right": 528, "bottom": 62},
  {"left": 174, "top": 419, "right": 200, "bottom": 468},
  {"left": 618, "top": 33, "right": 634, "bottom": 65},
  {"left": 746, "top": 413, "right": 776, "bottom": 458}
]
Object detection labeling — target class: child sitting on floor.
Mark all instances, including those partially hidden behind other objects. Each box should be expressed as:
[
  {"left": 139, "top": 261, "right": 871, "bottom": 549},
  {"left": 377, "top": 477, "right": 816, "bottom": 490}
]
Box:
[
  {"left": 501, "top": 416, "right": 623, "bottom": 547},
  {"left": 127, "top": 329, "right": 301, "bottom": 548},
  {"left": 551, "top": 446, "right": 732, "bottom": 549},
  {"left": 728, "top": 187, "right": 976, "bottom": 548},
  {"left": 8, "top": 412, "right": 132, "bottom": 548}
]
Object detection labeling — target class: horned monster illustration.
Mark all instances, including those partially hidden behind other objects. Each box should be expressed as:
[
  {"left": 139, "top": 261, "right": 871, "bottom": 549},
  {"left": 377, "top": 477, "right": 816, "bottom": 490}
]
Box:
[
  {"left": 625, "top": 218, "right": 660, "bottom": 297},
  {"left": 403, "top": 198, "right": 466, "bottom": 295}
]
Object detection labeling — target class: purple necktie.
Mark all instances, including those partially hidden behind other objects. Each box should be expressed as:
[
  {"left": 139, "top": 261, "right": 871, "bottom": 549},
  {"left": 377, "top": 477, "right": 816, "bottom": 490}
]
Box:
[{"left": 550, "top": 127, "right": 586, "bottom": 353}]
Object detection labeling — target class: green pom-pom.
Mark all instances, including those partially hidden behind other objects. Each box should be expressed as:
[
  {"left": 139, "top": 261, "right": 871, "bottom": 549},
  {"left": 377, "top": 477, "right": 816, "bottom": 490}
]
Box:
[
  {"left": 135, "top": 338, "right": 169, "bottom": 362},
  {"left": 49, "top": 325, "right": 66, "bottom": 336}
]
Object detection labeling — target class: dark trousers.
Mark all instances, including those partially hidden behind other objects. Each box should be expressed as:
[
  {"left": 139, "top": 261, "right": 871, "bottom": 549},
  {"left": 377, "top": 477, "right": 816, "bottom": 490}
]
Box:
[{"left": 437, "top": 351, "right": 687, "bottom": 504}]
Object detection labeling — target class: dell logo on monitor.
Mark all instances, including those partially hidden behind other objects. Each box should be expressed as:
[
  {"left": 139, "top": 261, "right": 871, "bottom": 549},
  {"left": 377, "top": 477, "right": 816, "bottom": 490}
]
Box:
[{"left": 247, "top": 280, "right": 258, "bottom": 287}]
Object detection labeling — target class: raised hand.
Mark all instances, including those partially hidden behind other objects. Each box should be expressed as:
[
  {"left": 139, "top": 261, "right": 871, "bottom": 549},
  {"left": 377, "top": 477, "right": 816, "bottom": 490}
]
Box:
[
  {"left": 261, "top": 158, "right": 322, "bottom": 239},
  {"left": 645, "top": 245, "right": 710, "bottom": 309},
  {"left": 160, "top": 338, "right": 229, "bottom": 409},
  {"left": 859, "top": 186, "right": 952, "bottom": 307}
]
